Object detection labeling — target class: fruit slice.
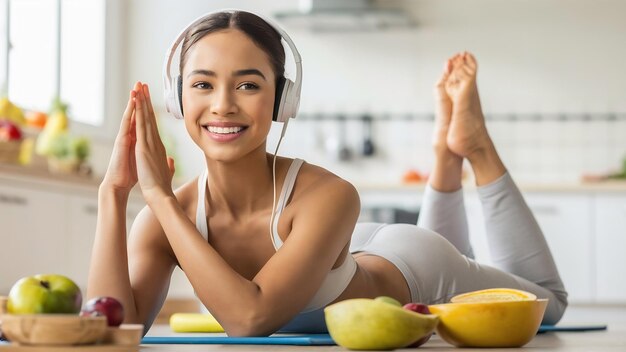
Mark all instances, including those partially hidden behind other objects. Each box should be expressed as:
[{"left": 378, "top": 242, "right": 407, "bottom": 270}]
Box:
[
  {"left": 450, "top": 288, "right": 537, "bottom": 303},
  {"left": 324, "top": 298, "right": 439, "bottom": 350},
  {"left": 428, "top": 299, "right": 548, "bottom": 347}
]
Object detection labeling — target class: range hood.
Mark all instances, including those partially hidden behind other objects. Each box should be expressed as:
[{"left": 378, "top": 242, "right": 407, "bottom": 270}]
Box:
[{"left": 274, "top": 0, "right": 416, "bottom": 32}]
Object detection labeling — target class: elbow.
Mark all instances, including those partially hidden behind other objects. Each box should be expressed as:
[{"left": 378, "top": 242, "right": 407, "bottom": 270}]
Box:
[{"left": 222, "top": 309, "right": 277, "bottom": 337}]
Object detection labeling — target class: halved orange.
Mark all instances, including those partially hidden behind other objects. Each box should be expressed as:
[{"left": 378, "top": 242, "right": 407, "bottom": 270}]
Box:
[{"left": 450, "top": 288, "right": 537, "bottom": 303}]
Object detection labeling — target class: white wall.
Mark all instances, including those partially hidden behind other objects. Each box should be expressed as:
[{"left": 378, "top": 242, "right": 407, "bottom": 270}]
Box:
[{"left": 97, "top": 0, "right": 626, "bottom": 184}]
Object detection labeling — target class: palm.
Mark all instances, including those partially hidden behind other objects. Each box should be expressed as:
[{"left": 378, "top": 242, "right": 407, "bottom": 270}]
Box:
[
  {"left": 105, "top": 129, "right": 138, "bottom": 192},
  {"left": 102, "top": 87, "right": 139, "bottom": 194}
]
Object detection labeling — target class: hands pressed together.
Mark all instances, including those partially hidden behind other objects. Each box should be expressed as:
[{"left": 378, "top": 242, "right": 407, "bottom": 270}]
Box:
[{"left": 102, "top": 82, "right": 176, "bottom": 204}]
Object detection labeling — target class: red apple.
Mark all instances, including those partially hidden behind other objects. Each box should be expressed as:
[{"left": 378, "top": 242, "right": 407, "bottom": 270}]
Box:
[
  {"left": 0, "top": 120, "right": 22, "bottom": 141},
  {"left": 403, "top": 303, "right": 434, "bottom": 347},
  {"left": 80, "top": 296, "right": 124, "bottom": 327},
  {"left": 403, "top": 302, "right": 431, "bottom": 315}
]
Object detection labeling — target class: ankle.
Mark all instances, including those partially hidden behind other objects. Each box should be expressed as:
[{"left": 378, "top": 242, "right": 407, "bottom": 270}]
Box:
[
  {"left": 468, "top": 142, "right": 507, "bottom": 186},
  {"left": 465, "top": 128, "right": 492, "bottom": 163},
  {"left": 429, "top": 154, "right": 463, "bottom": 192}
]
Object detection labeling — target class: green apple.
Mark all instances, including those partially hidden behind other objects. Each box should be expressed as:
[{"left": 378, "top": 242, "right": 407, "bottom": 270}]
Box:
[{"left": 7, "top": 274, "right": 82, "bottom": 314}]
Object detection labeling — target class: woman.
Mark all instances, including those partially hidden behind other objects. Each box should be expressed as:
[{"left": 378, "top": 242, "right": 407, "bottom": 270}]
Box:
[{"left": 87, "top": 10, "right": 567, "bottom": 336}]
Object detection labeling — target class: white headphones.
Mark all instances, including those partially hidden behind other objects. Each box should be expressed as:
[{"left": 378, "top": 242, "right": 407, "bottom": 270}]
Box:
[{"left": 162, "top": 9, "right": 302, "bottom": 123}]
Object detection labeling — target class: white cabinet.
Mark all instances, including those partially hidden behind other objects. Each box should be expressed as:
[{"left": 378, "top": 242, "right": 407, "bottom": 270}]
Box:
[
  {"left": 66, "top": 195, "right": 99, "bottom": 291},
  {"left": 0, "top": 184, "right": 68, "bottom": 294},
  {"left": 524, "top": 193, "right": 594, "bottom": 303},
  {"left": 65, "top": 194, "right": 145, "bottom": 291},
  {"left": 0, "top": 177, "right": 146, "bottom": 295},
  {"left": 594, "top": 194, "right": 626, "bottom": 302}
]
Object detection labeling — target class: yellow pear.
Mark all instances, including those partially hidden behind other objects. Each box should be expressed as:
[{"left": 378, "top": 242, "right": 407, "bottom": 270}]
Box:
[
  {"left": 324, "top": 298, "right": 439, "bottom": 350},
  {"left": 35, "top": 100, "right": 69, "bottom": 156}
]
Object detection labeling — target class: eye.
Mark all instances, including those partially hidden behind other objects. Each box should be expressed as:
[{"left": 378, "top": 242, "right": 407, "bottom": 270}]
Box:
[
  {"left": 237, "top": 82, "right": 259, "bottom": 90},
  {"left": 192, "top": 82, "right": 212, "bottom": 90}
]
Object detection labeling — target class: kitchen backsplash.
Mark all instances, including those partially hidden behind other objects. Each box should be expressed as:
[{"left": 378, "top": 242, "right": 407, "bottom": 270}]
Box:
[
  {"left": 83, "top": 111, "right": 625, "bottom": 187},
  {"left": 266, "top": 113, "right": 626, "bottom": 185}
]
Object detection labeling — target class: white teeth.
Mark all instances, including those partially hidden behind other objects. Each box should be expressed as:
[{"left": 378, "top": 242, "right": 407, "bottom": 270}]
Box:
[{"left": 207, "top": 126, "right": 244, "bottom": 134}]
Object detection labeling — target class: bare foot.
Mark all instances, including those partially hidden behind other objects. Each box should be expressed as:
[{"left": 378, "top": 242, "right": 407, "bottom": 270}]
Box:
[
  {"left": 432, "top": 55, "right": 459, "bottom": 159},
  {"left": 445, "top": 52, "right": 491, "bottom": 159},
  {"left": 445, "top": 52, "right": 507, "bottom": 185},
  {"left": 428, "top": 55, "right": 463, "bottom": 192}
]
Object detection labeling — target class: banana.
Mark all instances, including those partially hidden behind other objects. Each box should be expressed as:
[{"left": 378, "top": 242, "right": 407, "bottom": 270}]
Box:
[
  {"left": 169, "top": 313, "right": 224, "bottom": 333},
  {"left": 0, "top": 97, "right": 26, "bottom": 126}
]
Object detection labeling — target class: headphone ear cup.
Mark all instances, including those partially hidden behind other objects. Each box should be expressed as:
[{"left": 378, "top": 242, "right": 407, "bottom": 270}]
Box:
[
  {"left": 273, "top": 76, "right": 287, "bottom": 121},
  {"left": 176, "top": 75, "right": 184, "bottom": 118},
  {"left": 165, "top": 75, "right": 184, "bottom": 119},
  {"left": 278, "top": 79, "right": 295, "bottom": 123}
]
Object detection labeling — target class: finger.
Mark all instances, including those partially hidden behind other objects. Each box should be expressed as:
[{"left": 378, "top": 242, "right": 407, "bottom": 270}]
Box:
[
  {"left": 134, "top": 82, "right": 148, "bottom": 146},
  {"left": 129, "top": 111, "right": 137, "bottom": 144},
  {"left": 116, "top": 90, "right": 136, "bottom": 141},
  {"left": 167, "top": 156, "right": 176, "bottom": 176},
  {"left": 142, "top": 84, "right": 157, "bottom": 120},
  {"left": 142, "top": 84, "right": 160, "bottom": 144}
]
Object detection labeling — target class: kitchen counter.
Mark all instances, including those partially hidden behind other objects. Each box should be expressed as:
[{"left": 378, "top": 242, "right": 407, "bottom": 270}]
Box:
[
  {"left": 355, "top": 180, "right": 626, "bottom": 193},
  {"left": 3, "top": 162, "right": 626, "bottom": 193},
  {"left": 0, "top": 163, "right": 147, "bottom": 200},
  {"left": 0, "top": 163, "right": 101, "bottom": 189}
]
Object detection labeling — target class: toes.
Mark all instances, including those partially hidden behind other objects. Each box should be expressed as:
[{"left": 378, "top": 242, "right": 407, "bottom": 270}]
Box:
[
  {"left": 454, "top": 67, "right": 472, "bottom": 82},
  {"left": 464, "top": 52, "right": 478, "bottom": 71}
]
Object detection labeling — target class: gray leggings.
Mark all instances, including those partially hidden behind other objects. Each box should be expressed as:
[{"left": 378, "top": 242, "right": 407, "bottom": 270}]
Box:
[{"left": 350, "top": 172, "right": 568, "bottom": 325}]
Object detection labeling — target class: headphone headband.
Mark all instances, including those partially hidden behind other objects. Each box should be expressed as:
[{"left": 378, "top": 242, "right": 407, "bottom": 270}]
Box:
[{"left": 162, "top": 8, "right": 302, "bottom": 122}]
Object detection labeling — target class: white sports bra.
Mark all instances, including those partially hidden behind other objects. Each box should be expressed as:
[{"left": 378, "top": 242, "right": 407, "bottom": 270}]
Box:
[{"left": 195, "top": 158, "right": 357, "bottom": 315}]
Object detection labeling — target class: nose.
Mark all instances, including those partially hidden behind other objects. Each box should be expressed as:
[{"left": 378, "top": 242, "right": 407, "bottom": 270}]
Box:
[{"left": 210, "top": 87, "right": 238, "bottom": 116}]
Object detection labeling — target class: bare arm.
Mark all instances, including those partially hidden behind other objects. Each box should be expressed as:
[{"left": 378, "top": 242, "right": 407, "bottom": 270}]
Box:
[
  {"left": 132, "top": 83, "right": 361, "bottom": 336},
  {"left": 86, "top": 83, "right": 175, "bottom": 334},
  {"left": 86, "top": 188, "right": 137, "bottom": 320},
  {"left": 149, "top": 179, "right": 360, "bottom": 336}
]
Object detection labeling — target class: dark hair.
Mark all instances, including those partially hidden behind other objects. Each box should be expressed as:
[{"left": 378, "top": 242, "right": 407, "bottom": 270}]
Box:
[{"left": 179, "top": 11, "right": 286, "bottom": 82}]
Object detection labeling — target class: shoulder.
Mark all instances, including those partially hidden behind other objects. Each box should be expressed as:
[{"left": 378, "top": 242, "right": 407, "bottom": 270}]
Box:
[
  {"left": 290, "top": 160, "right": 361, "bottom": 223},
  {"left": 299, "top": 162, "right": 358, "bottom": 197}
]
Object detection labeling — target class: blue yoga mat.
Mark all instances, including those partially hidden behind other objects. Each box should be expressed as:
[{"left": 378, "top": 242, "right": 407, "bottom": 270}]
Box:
[
  {"left": 538, "top": 324, "right": 607, "bottom": 333},
  {"left": 142, "top": 334, "right": 335, "bottom": 345},
  {"left": 141, "top": 325, "right": 607, "bottom": 345}
]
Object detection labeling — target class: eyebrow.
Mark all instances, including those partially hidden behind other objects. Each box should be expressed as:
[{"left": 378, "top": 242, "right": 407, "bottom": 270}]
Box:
[{"left": 187, "top": 69, "right": 266, "bottom": 80}]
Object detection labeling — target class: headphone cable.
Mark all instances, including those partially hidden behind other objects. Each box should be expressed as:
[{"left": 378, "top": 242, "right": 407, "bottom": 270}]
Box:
[{"left": 269, "top": 120, "right": 290, "bottom": 249}]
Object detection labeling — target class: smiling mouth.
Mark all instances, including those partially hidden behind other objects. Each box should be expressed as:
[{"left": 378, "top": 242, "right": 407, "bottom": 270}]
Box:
[{"left": 203, "top": 126, "right": 248, "bottom": 134}]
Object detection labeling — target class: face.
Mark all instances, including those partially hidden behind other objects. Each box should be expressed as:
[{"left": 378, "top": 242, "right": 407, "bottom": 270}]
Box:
[{"left": 181, "top": 29, "right": 277, "bottom": 162}]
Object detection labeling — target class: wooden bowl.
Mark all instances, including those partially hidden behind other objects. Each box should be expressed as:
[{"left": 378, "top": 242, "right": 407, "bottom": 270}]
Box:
[
  {"left": 0, "top": 314, "right": 107, "bottom": 346},
  {"left": 103, "top": 324, "right": 144, "bottom": 346}
]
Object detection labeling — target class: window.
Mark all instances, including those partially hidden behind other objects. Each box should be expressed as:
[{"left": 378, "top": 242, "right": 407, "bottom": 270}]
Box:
[{"left": 1, "top": 0, "right": 105, "bottom": 127}]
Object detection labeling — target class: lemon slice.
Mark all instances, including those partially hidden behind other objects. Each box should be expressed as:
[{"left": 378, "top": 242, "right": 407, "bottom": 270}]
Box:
[{"left": 450, "top": 288, "right": 537, "bottom": 303}]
